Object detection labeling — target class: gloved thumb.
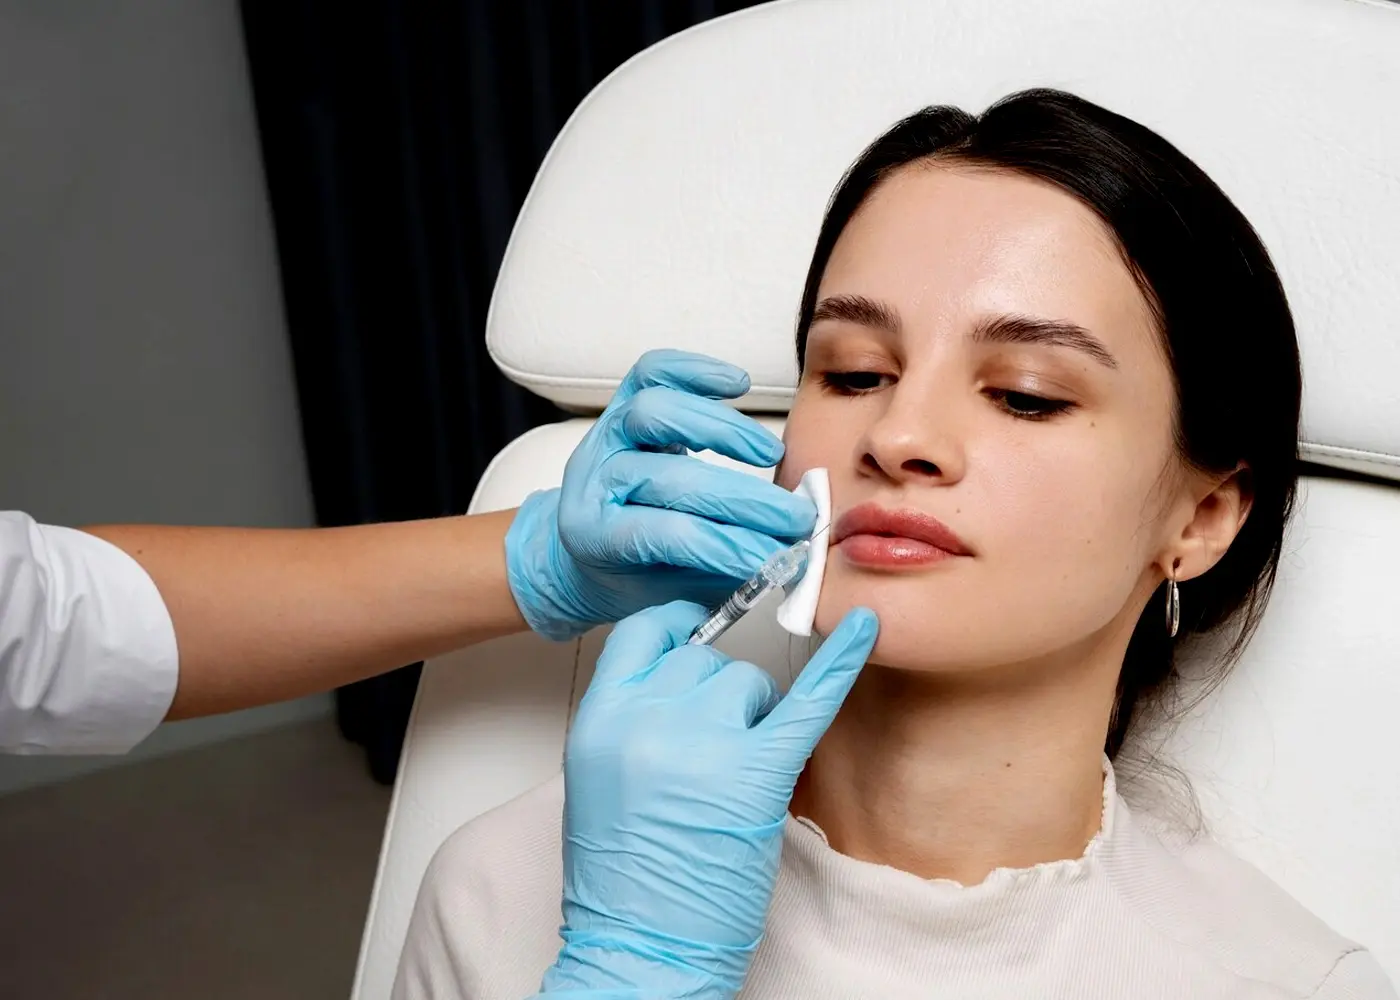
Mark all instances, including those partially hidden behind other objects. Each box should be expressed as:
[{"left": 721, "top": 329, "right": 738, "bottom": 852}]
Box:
[
  {"left": 758, "top": 607, "right": 879, "bottom": 764},
  {"left": 592, "top": 600, "right": 711, "bottom": 686}
]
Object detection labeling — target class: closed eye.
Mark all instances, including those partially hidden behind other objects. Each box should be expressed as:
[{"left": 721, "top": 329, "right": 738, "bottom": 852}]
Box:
[
  {"left": 984, "top": 388, "right": 1075, "bottom": 421},
  {"left": 819, "top": 371, "right": 895, "bottom": 395}
]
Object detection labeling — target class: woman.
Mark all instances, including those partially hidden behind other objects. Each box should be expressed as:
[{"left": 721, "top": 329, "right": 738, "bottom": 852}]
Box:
[{"left": 393, "top": 90, "right": 1396, "bottom": 998}]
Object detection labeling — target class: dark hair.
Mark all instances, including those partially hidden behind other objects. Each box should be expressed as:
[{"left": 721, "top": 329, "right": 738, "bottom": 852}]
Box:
[{"left": 795, "top": 89, "right": 1301, "bottom": 759}]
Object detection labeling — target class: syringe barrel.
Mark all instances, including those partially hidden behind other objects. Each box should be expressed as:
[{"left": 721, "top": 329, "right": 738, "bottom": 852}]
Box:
[
  {"left": 727, "top": 575, "right": 770, "bottom": 611},
  {"left": 685, "top": 538, "right": 812, "bottom": 646},
  {"left": 687, "top": 608, "right": 737, "bottom": 645},
  {"left": 687, "top": 582, "right": 772, "bottom": 646}
]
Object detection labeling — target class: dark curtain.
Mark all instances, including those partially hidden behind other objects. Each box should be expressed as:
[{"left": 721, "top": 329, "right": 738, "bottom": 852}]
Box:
[{"left": 239, "top": 1, "right": 765, "bottom": 783}]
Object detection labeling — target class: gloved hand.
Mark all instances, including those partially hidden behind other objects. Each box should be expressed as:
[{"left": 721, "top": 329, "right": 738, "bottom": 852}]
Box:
[
  {"left": 535, "top": 600, "right": 880, "bottom": 1000},
  {"left": 505, "top": 349, "right": 817, "bottom": 640}
]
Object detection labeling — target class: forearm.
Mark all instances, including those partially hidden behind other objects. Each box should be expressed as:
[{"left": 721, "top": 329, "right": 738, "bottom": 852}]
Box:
[{"left": 83, "top": 509, "right": 527, "bottom": 720}]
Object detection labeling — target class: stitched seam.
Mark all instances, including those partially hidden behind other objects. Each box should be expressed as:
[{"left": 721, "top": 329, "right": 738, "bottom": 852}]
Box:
[
  {"left": 1299, "top": 442, "right": 1400, "bottom": 469},
  {"left": 1306, "top": 947, "right": 1368, "bottom": 999}
]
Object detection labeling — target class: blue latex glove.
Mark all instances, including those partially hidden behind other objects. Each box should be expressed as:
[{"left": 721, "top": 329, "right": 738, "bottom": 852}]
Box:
[
  {"left": 535, "top": 600, "right": 880, "bottom": 1000},
  {"left": 505, "top": 349, "right": 817, "bottom": 640}
]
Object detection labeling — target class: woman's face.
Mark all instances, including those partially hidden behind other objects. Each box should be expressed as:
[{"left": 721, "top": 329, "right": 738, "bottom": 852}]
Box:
[{"left": 780, "top": 164, "right": 1196, "bottom": 672}]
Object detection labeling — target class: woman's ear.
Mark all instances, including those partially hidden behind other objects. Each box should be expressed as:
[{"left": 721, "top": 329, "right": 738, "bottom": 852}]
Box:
[{"left": 1161, "top": 465, "right": 1253, "bottom": 583}]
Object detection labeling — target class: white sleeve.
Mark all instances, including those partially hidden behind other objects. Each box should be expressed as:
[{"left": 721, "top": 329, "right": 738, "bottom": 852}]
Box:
[{"left": 1, "top": 510, "right": 179, "bottom": 755}]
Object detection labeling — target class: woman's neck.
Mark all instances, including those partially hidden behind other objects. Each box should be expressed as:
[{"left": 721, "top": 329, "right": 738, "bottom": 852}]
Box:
[{"left": 790, "top": 648, "right": 1119, "bottom": 885}]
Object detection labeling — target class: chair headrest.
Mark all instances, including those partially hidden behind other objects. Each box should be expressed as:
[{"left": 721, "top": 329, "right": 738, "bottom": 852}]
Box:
[{"left": 487, "top": 0, "right": 1400, "bottom": 481}]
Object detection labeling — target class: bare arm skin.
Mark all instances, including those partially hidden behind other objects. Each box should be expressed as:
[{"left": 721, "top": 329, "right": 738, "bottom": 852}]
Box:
[{"left": 84, "top": 510, "right": 526, "bottom": 720}]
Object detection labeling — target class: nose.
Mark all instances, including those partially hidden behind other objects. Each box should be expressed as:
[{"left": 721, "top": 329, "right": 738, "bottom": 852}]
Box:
[{"left": 857, "top": 379, "right": 966, "bottom": 485}]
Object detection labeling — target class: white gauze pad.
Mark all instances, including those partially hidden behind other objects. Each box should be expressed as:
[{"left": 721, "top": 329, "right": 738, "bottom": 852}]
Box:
[{"left": 775, "top": 467, "right": 831, "bottom": 637}]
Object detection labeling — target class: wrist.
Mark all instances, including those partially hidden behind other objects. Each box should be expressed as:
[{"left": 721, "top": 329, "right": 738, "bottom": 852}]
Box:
[{"left": 505, "top": 490, "right": 596, "bottom": 641}]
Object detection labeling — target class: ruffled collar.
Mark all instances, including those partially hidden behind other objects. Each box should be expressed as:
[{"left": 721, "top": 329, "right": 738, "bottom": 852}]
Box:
[{"left": 784, "top": 756, "right": 1120, "bottom": 897}]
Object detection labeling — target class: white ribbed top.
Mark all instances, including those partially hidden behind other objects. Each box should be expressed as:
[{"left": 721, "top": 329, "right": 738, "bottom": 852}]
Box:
[{"left": 393, "top": 768, "right": 1394, "bottom": 1000}]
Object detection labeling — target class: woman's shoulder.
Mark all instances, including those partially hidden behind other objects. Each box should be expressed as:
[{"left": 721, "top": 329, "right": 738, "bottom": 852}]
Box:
[
  {"left": 393, "top": 774, "right": 566, "bottom": 1000},
  {"left": 425, "top": 771, "right": 566, "bottom": 884},
  {"left": 1111, "top": 807, "right": 1392, "bottom": 996}
]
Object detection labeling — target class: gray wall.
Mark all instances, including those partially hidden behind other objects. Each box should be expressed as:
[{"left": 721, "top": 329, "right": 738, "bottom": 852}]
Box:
[{"left": 0, "top": 1, "right": 328, "bottom": 793}]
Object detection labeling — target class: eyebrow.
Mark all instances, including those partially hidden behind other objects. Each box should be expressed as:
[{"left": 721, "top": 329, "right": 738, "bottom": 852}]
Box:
[
  {"left": 809, "top": 294, "right": 901, "bottom": 337},
  {"left": 973, "top": 314, "right": 1119, "bottom": 369},
  {"left": 809, "top": 294, "right": 1118, "bottom": 369}
]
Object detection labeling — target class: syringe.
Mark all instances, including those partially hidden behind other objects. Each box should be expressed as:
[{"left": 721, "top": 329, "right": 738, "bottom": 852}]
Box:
[{"left": 687, "top": 537, "right": 812, "bottom": 646}]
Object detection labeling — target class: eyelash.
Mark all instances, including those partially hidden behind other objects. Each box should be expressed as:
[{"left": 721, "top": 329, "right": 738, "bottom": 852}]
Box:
[
  {"left": 982, "top": 388, "right": 1075, "bottom": 422},
  {"left": 819, "top": 371, "right": 891, "bottom": 394},
  {"left": 817, "top": 371, "right": 1075, "bottom": 422}
]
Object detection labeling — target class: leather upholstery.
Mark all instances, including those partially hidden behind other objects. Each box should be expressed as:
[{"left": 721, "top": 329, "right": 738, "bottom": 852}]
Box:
[
  {"left": 354, "top": 1, "right": 1400, "bottom": 996},
  {"left": 486, "top": 0, "right": 1400, "bottom": 480}
]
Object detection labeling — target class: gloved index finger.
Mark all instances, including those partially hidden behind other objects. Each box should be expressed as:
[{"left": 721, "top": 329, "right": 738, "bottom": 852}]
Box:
[
  {"left": 609, "top": 451, "right": 817, "bottom": 542},
  {"left": 593, "top": 600, "right": 711, "bottom": 686},
  {"left": 758, "top": 607, "right": 879, "bottom": 760},
  {"left": 613, "top": 349, "right": 751, "bottom": 405},
  {"left": 616, "top": 386, "right": 784, "bottom": 469}
]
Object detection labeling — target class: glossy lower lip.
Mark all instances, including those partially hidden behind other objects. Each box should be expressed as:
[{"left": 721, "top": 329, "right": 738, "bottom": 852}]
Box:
[
  {"left": 836, "top": 534, "right": 963, "bottom": 568},
  {"left": 832, "top": 502, "right": 973, "bottom": 559}
]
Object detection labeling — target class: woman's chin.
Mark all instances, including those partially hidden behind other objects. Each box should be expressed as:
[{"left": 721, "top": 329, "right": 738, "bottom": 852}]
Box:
[
  {"left": 812, "top": 600, "right": 942, "bottom": 672},
  {"left": 811, "top": 590, "right": 1000, "bottom": 674}
]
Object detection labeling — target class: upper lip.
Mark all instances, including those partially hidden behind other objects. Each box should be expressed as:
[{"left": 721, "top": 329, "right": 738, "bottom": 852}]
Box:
[{"left": 832, "top": 502, "right": 974, "bottom": 556}]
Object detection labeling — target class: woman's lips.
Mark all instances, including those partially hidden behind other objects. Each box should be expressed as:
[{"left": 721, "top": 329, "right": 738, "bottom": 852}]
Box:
[{"left": 832, "top": 502, "right": 973, "bottom": 569}]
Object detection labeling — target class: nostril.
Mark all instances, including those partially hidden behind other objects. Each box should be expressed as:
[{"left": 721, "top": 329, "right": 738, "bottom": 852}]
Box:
[{"left": 902, "top": 458, "right": 941, "bottom": 477}]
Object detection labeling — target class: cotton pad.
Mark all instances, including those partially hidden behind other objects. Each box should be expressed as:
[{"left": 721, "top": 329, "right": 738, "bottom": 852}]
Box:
[{"left": 775, "top": 467, "right": 831, "bottom": 637}]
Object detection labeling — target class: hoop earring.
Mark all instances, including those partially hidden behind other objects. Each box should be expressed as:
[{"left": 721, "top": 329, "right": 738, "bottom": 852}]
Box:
[{"left": 1165, "top": 573, "right": 1181, "bottom": 639}]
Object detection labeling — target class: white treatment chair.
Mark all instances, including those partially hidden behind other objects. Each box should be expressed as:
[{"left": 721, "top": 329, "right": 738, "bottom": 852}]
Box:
[{"left": 351, "top": 1, "right": 1400, "bottom": 995}]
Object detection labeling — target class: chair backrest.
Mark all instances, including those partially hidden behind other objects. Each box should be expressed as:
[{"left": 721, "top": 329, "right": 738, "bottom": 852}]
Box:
[{"left": 353, "top": 1, "right": 1400, "bottom": 996}]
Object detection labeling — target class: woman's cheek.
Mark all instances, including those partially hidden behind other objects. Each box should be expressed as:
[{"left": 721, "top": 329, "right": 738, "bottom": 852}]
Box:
[
  {"left": 774, "top": 461, "right": 803, "bottom": 492},
  {"left": 810, "top": 562, "right": 876, "bottom": 639},
  {"left": 810, "top": 585, "right": 843, "bottom": 639},
  {"left": 775, "top": 437, "right": 824, "bottom": 492},
  {"left": 779, "top": 388, "right": 865, "bottom": 491}
]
